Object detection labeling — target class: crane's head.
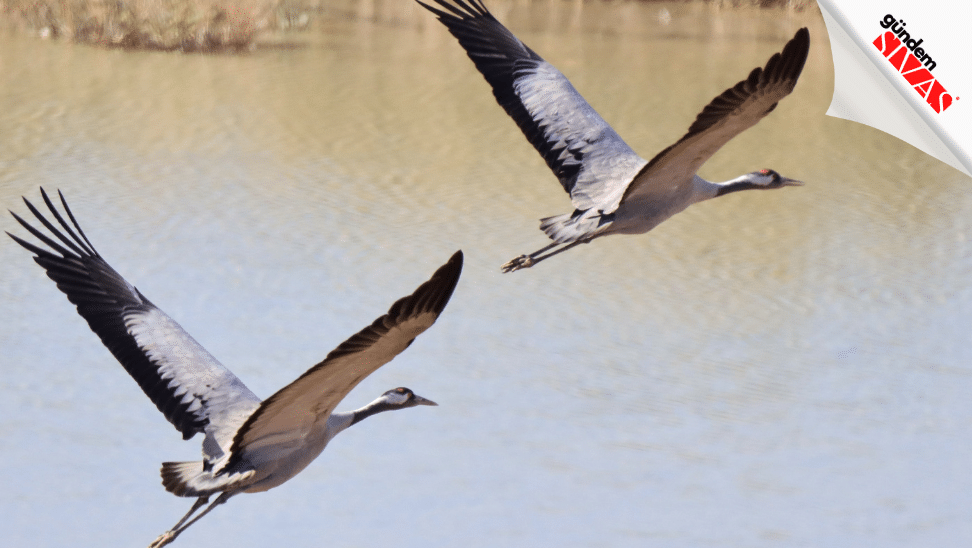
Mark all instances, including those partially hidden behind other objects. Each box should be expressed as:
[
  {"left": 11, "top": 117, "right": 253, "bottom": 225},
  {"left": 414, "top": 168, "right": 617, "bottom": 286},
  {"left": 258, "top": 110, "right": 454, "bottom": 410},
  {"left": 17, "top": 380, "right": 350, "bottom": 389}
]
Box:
[
  {"left": 378, "top": 387, "right": 438, "bottom": 409},
  {"left": 350, "top": 387, "right": 437, "bottom": 426},
  {"left": 749, "top": 169, "right": 804, "bottom": 189}
]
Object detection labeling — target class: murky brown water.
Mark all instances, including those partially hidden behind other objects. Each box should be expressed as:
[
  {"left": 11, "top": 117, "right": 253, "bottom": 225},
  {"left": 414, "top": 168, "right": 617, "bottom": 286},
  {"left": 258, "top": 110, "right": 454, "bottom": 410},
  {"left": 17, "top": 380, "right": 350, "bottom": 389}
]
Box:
[{"left": 3, "top": 2, "right": 972, "bottom": 547}]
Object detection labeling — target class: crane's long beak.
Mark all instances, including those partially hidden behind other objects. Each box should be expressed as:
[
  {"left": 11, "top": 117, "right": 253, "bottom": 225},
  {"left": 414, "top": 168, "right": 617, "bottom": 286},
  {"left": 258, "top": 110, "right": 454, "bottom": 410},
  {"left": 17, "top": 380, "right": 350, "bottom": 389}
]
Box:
[
  {"left": 781, "top": 177, "right": 804, "bottom": 187},
  {"left": 413, "top": 395, "right": 438, "bottom": 406}
]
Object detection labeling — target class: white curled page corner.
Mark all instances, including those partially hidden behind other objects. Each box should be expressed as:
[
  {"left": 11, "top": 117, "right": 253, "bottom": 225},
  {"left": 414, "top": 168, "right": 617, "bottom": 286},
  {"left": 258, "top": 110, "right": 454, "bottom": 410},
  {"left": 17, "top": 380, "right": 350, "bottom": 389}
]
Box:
[{"left": 817, "top": 0, "right": 972, "bottom": 177}]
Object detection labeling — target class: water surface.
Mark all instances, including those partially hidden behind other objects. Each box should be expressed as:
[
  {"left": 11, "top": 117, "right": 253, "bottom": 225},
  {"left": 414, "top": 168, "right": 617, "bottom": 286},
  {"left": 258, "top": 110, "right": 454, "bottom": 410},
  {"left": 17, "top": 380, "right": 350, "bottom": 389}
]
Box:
[{"left": 2, "top": 2, "right": 971, "bottom": 547}]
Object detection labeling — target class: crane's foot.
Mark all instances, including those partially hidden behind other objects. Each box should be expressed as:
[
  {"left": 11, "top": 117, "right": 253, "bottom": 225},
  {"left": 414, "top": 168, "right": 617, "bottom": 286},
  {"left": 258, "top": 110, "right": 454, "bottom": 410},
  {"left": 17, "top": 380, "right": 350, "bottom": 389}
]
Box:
[
  {"left": 501, "top": 254, "right": 534, "bottom": 273},
  {"left": 148, "top": 531, "right": 176, "bottom": 548}
]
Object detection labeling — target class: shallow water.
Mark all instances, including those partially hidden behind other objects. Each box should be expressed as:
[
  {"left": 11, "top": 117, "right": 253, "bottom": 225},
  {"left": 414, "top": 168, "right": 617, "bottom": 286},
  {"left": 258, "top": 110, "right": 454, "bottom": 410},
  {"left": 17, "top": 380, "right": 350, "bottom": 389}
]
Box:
[{"left": 2, "top": 1, "right": 971, "bottom": 547}]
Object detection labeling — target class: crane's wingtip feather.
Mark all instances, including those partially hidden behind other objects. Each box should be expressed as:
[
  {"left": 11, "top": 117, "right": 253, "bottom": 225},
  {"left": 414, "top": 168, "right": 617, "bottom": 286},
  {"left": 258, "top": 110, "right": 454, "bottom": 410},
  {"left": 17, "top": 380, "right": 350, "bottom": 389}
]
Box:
[
  {"left": 392, "top": 249, "right": 464, "bottom": 319},
  {"left": 645, "top": 25, "right": 811, "bottom": 172},
  {"left": 223, "top": 250, "right": 466, "bottom": 473},
  {"left": 11, "top": 189, "right": 223, "bottom": 440}
]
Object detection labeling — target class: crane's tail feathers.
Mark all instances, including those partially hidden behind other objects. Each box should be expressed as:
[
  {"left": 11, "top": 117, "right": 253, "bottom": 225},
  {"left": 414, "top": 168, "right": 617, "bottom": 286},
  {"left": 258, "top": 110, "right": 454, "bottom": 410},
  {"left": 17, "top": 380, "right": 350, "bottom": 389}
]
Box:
[
  {"left": 539, "top": 210, "right": 612, "bottom": 244},
  {"left": 161, "top": 461, "right": 254, "bottom": 497}
]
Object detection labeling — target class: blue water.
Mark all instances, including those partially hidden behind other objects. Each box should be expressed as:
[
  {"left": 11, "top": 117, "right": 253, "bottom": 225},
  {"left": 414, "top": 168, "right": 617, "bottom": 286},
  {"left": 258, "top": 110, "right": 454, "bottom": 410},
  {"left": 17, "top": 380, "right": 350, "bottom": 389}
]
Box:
[{"left": 2, "top": 2, "right": 971, "bottom": 547}]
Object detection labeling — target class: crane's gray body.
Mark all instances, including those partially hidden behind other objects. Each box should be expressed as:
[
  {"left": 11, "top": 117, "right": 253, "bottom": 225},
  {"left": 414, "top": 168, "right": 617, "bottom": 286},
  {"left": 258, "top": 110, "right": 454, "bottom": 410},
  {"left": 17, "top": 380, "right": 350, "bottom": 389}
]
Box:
[
  {"left": 9, "top": 189, "right": 462, "bottom": 545},
  {"left": 420, "top": 0, "right": 809, "bottom": 271}
]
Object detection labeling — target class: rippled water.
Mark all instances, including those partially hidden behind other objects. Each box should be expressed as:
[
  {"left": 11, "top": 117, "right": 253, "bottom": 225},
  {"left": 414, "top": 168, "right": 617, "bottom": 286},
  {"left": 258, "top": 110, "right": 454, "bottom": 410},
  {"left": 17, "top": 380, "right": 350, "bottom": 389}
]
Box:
[{"left": 2, "top": 1, "right": 971, "bottom": 547}]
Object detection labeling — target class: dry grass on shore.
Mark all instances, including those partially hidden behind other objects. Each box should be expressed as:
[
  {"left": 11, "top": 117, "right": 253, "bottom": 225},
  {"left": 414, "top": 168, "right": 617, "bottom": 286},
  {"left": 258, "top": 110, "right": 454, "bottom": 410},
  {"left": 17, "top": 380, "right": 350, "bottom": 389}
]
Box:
[
  {"left": 1, "top": 0, "right": 814, "bottom": 52},
  {"left": 1, "top": 0, "right": 285, "bottom": 51}
]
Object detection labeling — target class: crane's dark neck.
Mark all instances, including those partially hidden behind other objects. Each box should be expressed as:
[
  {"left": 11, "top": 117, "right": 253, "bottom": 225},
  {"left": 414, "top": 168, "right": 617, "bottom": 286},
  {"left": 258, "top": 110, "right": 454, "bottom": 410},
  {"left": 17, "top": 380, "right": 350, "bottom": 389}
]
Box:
[
  {"left": 715, "top": 180, "right": 763, "bottom": 197},
  {"left": 349, "top": 399, "right": 398, "bottom": 427},
  {"left": 690, "top": 174, "right": 762, "bottom": 202}
]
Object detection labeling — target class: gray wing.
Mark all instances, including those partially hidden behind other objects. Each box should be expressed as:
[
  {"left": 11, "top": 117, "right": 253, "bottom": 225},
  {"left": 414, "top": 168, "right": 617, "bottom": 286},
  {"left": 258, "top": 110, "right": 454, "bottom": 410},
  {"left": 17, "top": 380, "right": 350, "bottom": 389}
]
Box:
[
  {"left": 623, "top": 28, "right": 810, "bottom": 204},
  {"left": 7, "top": 189, "right": 261, "bottom": 443},
  {"left": 419, "top": 0, "right": 648, "bottom": 211},
  {"left": 220, "top": 251, "right": 463, "bottom": 474}
]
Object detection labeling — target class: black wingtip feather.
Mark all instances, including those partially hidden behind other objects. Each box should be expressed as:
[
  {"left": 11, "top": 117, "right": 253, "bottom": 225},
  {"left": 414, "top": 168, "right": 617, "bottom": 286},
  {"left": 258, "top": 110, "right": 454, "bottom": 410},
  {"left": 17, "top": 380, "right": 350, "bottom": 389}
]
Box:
[
  {"left": 10, "top": 189, "right": 208, "bottom": 439},
  {"left": 40, "top": 188, "right": 94, "bottom": 257},
  {"left": 688, "top": 27, "right": 809, "bottom": 136},
  {"left": 292, "top": 250, "right": 463, "bottom": 366},
  {"left": 54, "top": 188, "right": 100, "bottom": 257},
  {"left": 640, "top": 27, "right": 810, "bottom": 175},
  {"left": 419, "top": 0, "right": 585, "bottom": 191},
  {"left": 420, "top": 0, "right": 489, "bottom": 21},
  {"left": 10, "top": 207, "right": 80, "bottom": 261},
  {"left": 221, "top": 250, "right": 465, "bottom": 476},
  {"left": 395, "top": 249, "right": 463, "bottom": 318},
  {"left": 355, "top": 250, "right": 463, "bottom": 350}
]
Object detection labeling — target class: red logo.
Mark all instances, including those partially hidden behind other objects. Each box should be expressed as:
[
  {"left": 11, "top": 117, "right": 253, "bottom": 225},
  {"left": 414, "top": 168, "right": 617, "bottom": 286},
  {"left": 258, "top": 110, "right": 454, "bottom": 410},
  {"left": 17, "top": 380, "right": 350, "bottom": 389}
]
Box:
[{"left": 874, "top": 18, "right": 955, "bottom": 113}]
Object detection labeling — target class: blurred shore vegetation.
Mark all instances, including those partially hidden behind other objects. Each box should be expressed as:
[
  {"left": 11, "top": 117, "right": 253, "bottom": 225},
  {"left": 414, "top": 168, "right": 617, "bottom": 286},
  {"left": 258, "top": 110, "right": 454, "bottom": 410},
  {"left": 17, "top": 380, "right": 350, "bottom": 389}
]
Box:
[
  {"left": 0, "top": 0, "right": 815, "bottom": 53},
  {"left": 0, "top": 0, "right": 292, "bottom": 51}
]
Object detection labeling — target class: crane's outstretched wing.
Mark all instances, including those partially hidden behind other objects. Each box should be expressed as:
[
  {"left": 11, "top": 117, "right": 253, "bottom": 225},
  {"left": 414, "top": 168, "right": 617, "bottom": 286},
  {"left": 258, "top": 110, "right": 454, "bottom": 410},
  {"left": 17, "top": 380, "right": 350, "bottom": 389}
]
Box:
[
  {"left": 419, "top": 0, "right": 647, "bottom": 212},
  {"left": 222, "top": 250, "right": 463, "bottom": 473},
  {"left": 8, "top": 189, "right": 261, "bottom": 443},
  {"left": 624, "top": 28, "right": 810, "bottom": 205}
]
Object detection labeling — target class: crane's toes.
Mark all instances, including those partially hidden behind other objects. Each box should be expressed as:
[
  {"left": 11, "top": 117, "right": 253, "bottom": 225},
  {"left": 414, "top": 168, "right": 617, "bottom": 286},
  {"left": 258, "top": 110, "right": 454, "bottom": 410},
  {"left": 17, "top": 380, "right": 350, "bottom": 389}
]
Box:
[
  {"left": 501, "top": 255, "right": 534, "bottom": 273},
  {"left": 148, "top": 531, "right": 175, "bottom": 548}
]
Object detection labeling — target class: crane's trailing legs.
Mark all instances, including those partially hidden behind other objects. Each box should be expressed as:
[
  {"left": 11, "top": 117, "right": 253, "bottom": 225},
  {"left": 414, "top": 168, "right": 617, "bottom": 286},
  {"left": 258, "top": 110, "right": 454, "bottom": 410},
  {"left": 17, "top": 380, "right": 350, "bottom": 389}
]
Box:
[
  {"left": 149, "top": 493, "right": 234, "bottom": 548},
  {"left": 501, "top": 239, "right": 590, "bottom": 273}
]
